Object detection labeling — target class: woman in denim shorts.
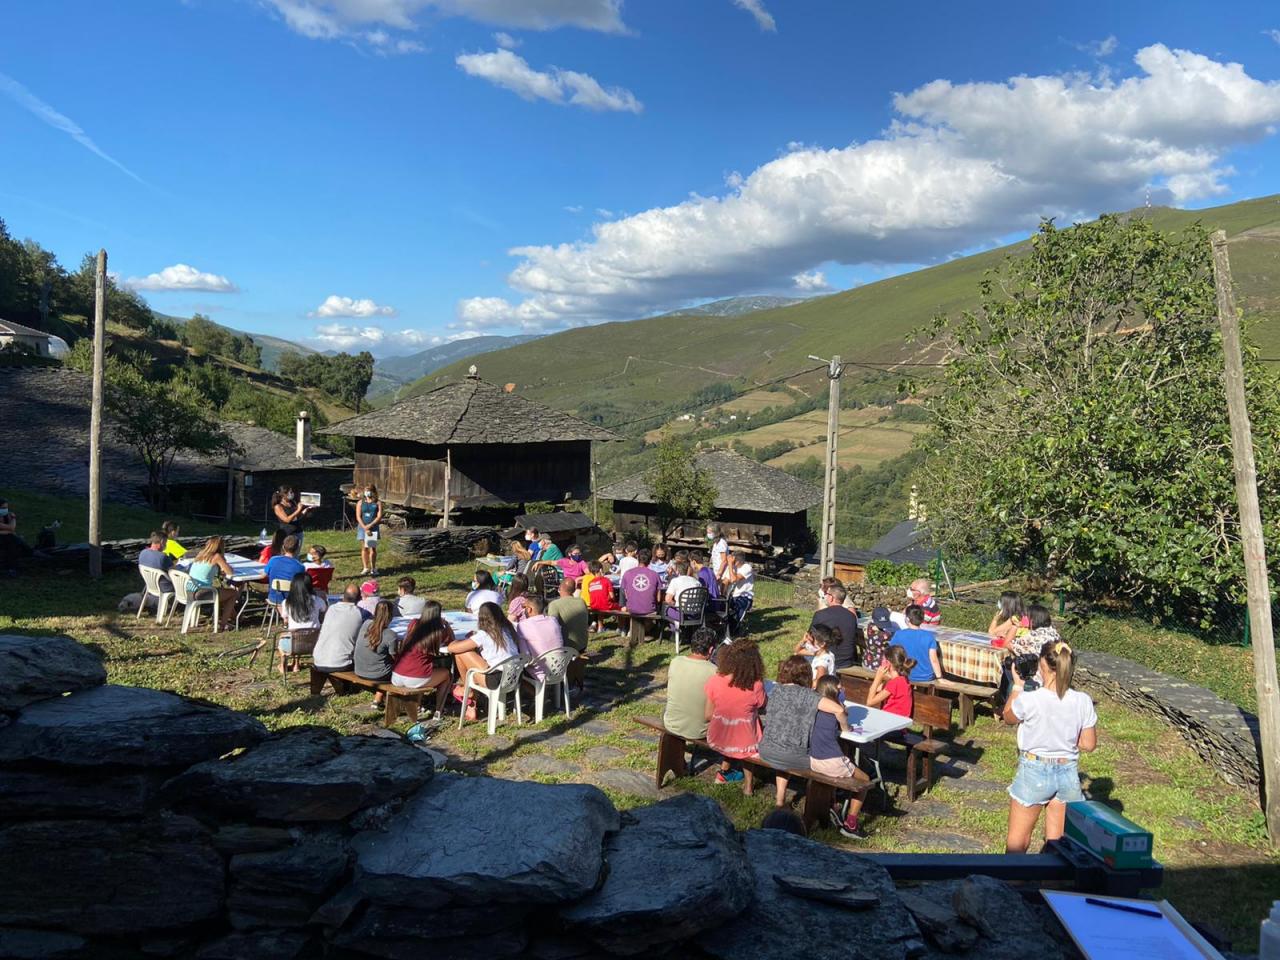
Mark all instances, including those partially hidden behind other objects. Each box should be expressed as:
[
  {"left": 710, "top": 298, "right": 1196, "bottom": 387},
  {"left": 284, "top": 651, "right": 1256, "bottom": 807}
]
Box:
[{"left": 1002, "top": 637, "right": 1098, "bottom": 853}]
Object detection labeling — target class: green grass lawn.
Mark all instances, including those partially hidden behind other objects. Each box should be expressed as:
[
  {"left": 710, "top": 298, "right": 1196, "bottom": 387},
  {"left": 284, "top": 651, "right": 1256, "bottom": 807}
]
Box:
[{"left": 2, "top": 499, "right": 1277, "bottom": 951}]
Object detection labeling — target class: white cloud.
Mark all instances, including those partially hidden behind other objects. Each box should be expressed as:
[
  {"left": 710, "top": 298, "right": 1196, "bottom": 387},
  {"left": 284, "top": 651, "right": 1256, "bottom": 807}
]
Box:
[
  {"left": 494, "top": 30, "right": 520, "bottom": 48},
  {"left": 455, "top": 48, "right": 642, "bottom": 112},
  {"left": 456, "top": 45, "right": 1280, "bottom": 332},
  {"left": 564, "top": 204, "right": 584, "bottom": 213},
  {"left": 262, "top": 0, "right": 624, "bottom": 50},
  {"left": 595, "top": 207, "right": 614, "bottom": 218},
  {"left": 1076, "top": 35, "right": 1118, "bottom": 57},
  {"left": 310, "top": 323, "right": 483, "bottom": 353},
  {"left": 125, "top": 264, "right": 238, "bottom": 293},
  {"left": 1266, "top": 29, "right": 1280, "bottom": 45},
  {"left": 732, "top": 0, "right": 776, "bottom": 32},
  {"left": 310, "top": 295, "right": 398, "bottom": 318},
  {"left": 0, "top": 72, "right": 145, "bottom": 184},
  {"left": 792, "top": 270, "right": 829, "bottom": 292}
]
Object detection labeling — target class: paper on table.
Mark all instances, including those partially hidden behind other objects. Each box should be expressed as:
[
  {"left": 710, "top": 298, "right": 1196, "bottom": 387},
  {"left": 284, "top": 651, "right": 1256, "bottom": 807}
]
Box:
[{"left": 1041, "top": 891, "right": 1221, "bottom": 960}]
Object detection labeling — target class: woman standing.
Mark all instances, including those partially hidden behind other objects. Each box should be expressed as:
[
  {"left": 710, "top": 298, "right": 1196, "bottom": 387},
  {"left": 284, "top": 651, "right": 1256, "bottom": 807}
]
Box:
[
  {"left": 1003, "top": 638, "right": 1098, "bottom": 853},
  {"left": 186, "top": 536, "right": 239, "bottom": 631},
  {"left": 357, "top": 484, "right": 384, "bottom": 576},
  {"left": 271, "top": 486, "right": 310, "bottom": 551}
]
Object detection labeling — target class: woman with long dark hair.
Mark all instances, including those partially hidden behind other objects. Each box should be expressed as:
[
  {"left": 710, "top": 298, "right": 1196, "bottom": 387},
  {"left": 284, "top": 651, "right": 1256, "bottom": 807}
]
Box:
[
  {"left": 506, "top": 573, "right": 531, "bottom": 623},
  {"left": 276, "top": 571, "right": 326, "bottom": 674},
  {"left": 446, "top": 600, "right": 517, "bottom": 680},
  {"left": 355, "top": 600, "right": 400, "bottom": 706},
  {"left": 271, "top": 485, "right": 310, "bottom": 550},
  {"left": 390, "top": 600, "right": 453, "bottom": 717}
]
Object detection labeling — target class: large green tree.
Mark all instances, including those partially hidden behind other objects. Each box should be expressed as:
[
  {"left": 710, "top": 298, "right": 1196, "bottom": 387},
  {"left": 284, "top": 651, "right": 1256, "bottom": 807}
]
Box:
[
  {"left": 914, "top": 215, "right": 1280, "bottom": 612},
  {"left": 644, "top": 438, "right": 718, "bottom": 540}
]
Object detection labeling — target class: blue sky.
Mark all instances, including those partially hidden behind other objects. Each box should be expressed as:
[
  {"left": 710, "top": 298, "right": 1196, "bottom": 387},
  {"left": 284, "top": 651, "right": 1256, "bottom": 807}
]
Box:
[{"left": 2, "top": 1, "right": 1280, "bottom": 357}]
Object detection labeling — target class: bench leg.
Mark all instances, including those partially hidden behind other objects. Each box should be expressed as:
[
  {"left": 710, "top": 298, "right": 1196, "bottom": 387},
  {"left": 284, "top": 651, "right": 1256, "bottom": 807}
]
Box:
[
  {"left": 907, "top": 749, "right": 920, "bottom": 803},
  {"left": 921, "top": 752, "right": 935, "bottom": 797},
  {"left": 385, "top": 693, "right": 420, "bottom": 727},
  {"left": 959, "top": 693, "right": 974, "bottom": 728},
  {"left": 628, "top": 616, "right": 643, "bottom": 647},
  {"left": 803, "top": 779, "right": 835, "bottom": 834},
  {"left": 309, "top": 669, "right": 326, "bottom": 696},
  {"left": 656, "top": 732, "right": 688, "bottom": 789}
]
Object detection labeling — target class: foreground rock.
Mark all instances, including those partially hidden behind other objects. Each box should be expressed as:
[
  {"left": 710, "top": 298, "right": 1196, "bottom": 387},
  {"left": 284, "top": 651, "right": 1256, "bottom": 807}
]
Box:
[
  {"left": 698, "top": 829, "right": 922, "bottom": 960},
  {"left": 167, "top": 728, "right": 434, "bottom": 822},
  {"left": 353, "top": 774, "right": 619, "bottom": 906},
  {"left": 227, "top": 838, "right": 350, "bottom": 929},
  {"left": 561, "top": 793, "right": 752, "bottom": 954},
  {"left": 920, "top": 875, "right": 1070, "bottom": 960},
  {"left": 0, "top": 815, "right": 223, "bottom": 935},
  {"left": 0, "top": 634, "right": 106, "bottom": 713},
  {"left": 0, "top": 685, "right": 266, "bottom": 768},
  {"left": 0, "top": 767, "right": 163, "bottom": 819}
]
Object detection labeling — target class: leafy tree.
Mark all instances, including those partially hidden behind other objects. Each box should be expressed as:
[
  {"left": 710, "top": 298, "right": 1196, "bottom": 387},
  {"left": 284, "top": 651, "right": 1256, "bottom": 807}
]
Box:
[
  {"left": 106, "top": 364, "right": 232, "bottom": 508},
  {"left": 643, "top": 438, "right": 718, "bottom": 540},
  {"left": 277, "top": 349, "right": 373, "bottom": 411},
  {"left": 913, "top": 214, "right": 1280, "bottom": 612},
  {"left": 864, "top": 558, "right": 923, "bottom": 586}
]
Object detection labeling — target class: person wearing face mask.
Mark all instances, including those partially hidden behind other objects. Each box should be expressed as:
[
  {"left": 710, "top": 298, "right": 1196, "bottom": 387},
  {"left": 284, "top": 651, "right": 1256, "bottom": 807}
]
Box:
[
  {"left": 0, "top": 498, "right": 32, "bottom": 574},
  {"left": 272, "top": 486, "right": 311, "bottom": 551},
  {"left": 466, "top": 570, "right": 504, "bottom": 613},
  {"left": 357, "top": 484, "right": 384, "bottom": 576},
  {"left": 557, "top": 544, "right": 588, "bottom": 580},
  {"left": 706, "top": 523, "right": 729, "bottom": 583}
]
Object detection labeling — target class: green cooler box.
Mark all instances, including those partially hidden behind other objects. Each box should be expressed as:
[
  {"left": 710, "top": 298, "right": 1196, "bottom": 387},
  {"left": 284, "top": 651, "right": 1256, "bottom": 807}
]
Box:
[{"left": 1064, "top": 801, "right": 1153, "bottom": 869}]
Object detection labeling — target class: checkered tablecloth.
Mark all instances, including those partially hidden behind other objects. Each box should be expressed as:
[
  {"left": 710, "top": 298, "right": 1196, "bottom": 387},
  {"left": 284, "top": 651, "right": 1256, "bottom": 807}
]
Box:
[{"left": 932, "top": 628, "right": 1005, "bottom": 685}]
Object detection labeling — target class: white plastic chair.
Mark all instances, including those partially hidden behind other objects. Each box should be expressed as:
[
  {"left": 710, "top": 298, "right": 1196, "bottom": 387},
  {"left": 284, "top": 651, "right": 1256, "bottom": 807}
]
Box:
[
  {"left": 137, "top": 565, "right": 175, "bottom": 625},
  {"left": 523, "top": 647, "right": 573, "bottom": 723},
  {"left": 459, "top": 656, "right": 527, "bottom": 736},
  {"left": 260, "top": 578, "right": 295, "bottom": 635},
  {"left": 166, "top": 568, "right": 220, "bottom": 634}
]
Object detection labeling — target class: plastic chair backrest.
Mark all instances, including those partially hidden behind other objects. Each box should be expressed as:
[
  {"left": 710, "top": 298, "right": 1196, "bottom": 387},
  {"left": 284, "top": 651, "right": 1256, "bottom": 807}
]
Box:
[
  {"left": 492, "top": 656, "right": 526, "bottom": 693},
  {"left": 532, "top": 647, "right": 573, "bottom": 683},
  {"left": 270, "top": 577, "right": 294, "bottom": 595},
  {"left": 678, "top": 585, "right": 709, "bottom": 622},
  {"left": 139, "top": 565, "right": 169, "bottom": 595},
  {"left": 168, "top": 568, "right": 194, "bottom": 598},
  {"left": 306, "top": 566, "right": 335, "bottom": 592}
]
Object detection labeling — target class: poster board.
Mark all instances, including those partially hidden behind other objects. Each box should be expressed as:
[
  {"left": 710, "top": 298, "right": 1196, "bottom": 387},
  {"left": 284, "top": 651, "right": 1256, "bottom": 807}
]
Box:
[
  {"left": 300, "top": 492, "right": 322, "bottom": 507},
  {"left": 1041, "top": 891, "right": 1225, "bottom": 960}
]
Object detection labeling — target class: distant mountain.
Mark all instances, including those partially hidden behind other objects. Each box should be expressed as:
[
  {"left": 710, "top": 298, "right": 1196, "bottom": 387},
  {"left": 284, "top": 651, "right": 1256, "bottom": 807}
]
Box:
[
  {"left": 154, "top": 312, "right": 315, "bottom": 372},
  {"left": 369, "top": 334, "right": 541, "bottom": 400},
  {"left": 668, "top": 295, "right": 808, "bottom": 317}
]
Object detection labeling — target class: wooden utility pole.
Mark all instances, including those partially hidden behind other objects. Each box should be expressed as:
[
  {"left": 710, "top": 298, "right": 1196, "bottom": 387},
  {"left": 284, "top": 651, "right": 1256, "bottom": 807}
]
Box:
[
  {"left": 88, "top": 249, "right": 107, "bottom": 579},
  {"left": 442, "top": 447, "right": 452, "bottom": 530},
  {"left": 1211, "top": 230, "right": 1280, "bottom": 844},
  {"left": 808, "top": 353, "right": 844, "bottom": 578},
  {"left": 590, "top": 453, "right": 599, "bottom": 524}
]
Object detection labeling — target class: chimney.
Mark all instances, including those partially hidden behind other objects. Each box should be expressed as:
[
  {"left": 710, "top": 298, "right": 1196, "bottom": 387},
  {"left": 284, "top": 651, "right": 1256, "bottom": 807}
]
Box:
[
  {"left": 296, "top": 411, "right": 311, "bottom": 462},
  {"left": 466, "top": 364, "right": 479, "bottom": 379}
]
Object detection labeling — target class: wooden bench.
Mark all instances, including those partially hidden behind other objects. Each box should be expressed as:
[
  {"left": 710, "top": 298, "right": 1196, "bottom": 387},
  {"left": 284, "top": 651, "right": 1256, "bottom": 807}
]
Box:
[
  {"left": 633, "top": 716, "right": 875, "bottom": 834},
  {"left": 838, "top": 672, "right": 956, "bottom": 802},
  {"left": 602, "top": 610, "right": 667, "bottom": 646},
  {"left": 837, "top": 665, "right": 993, "bottom": 729},
  {"left": 309, "top": 668, "right": 430, "bottom": 726}
]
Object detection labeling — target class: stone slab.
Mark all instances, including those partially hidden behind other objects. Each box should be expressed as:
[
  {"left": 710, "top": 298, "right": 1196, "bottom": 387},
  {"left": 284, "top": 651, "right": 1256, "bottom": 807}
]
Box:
[
  {"left": 0, "top": 685, "right": 266, "bottom": 769},
  {"left": 0, "top": 634, "right": 106, "bottom": 713}
]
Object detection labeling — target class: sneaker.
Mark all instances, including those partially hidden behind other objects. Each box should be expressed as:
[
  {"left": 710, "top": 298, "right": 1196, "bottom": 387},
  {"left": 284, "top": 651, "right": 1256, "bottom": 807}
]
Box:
[
  {"left": 359, "top": 568, "right": 370, "bottom": 576},
  {"left": 371, "top": 568, "right": 378, "bottom": 576},
  {"left": 715, "top": 769, "right": 745, "bottom": 784},
  {"left": 839, "top": 815, "right": 868, "bottom": 840},
  {"left": 828, "top": 806, "right": 845, "bottom": 830}
]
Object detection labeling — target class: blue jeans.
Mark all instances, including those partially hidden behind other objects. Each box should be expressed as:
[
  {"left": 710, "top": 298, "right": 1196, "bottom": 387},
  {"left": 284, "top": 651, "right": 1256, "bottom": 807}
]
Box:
[{"left": 1008, "top": 754, "right": 1084, "bottom": 807}]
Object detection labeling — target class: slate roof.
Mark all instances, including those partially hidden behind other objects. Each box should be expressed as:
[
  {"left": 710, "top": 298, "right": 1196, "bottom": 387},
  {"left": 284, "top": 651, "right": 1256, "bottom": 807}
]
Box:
[
  {"left": 320, "top": 377, "right": 618, "bottom": 444},
  {"left": 169, "top": 421, "right": 352, "bottom": 481},
  {"left": 598, "top": 448, "right": 821, "bottom": 514},
  {"left": 0, "top": 318, "right": 52, "bottom": 339},
  {"left": 869, "top": 519, "right": 935, "bottom": 565}
]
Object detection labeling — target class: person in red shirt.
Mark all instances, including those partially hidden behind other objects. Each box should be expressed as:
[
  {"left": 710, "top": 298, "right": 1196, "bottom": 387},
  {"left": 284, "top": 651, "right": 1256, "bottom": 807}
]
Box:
[
  {"left": 584, "top": 560, "right": 618, "bottom": 631},
  {"left": 866, "top": 645, "right": 916, "bottom": 718},
  {"left": 907, "top": 578, "right": 941, "bottom": 626}
]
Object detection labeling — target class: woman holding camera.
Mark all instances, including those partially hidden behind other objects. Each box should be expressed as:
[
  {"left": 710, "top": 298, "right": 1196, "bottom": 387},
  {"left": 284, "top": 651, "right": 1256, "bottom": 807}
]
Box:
[{"left": 1003, "top": 637, "right": 1098, "bottom": 853}]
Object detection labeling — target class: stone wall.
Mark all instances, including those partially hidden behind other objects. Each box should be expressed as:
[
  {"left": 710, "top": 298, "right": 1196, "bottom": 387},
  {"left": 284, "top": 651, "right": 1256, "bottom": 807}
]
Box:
[
  {"left": 790, "top": 565, "right": 906, "bottom": 613},
  {"left": 0, "top": 633, "right": 1075, "bottom": 960},
  {"left": 1075, "top": 651, "right": 1262, "bottom": 791}
]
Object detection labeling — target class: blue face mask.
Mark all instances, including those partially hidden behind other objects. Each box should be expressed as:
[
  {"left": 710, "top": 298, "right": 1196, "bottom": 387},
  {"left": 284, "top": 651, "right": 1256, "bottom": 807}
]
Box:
[{"left": 0, "top": 509, "right": 9, "bottom": 517}]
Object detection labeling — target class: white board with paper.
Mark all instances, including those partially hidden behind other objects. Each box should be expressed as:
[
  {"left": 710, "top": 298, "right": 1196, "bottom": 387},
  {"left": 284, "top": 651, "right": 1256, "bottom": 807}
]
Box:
[{"left": 1041, "top": 891, "right": 1224, "bottom": 960}]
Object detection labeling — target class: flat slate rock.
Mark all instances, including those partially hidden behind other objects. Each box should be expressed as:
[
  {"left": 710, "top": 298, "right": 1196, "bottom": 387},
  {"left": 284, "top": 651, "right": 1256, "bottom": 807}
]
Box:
[
  {"left": 698, "top": 829, "right": 921, "bottom": 960},
  {"left": 589, "top": 768, "right": 659, "bottom": 799},
  {"left": 166, "top": 727, "right": 434, "bottom": 822},
  {"left": 0, "top": 634, "right": 106, "bottom": 712},
  {"left": 0, "top": 815, "right": 224, "bottom": 936},
  {"left": 331, "top": 903, "right": 527, "bottom": 960},
  {"left": 353, "top": 773, "right": 618, "bottom": 907},
  {"left": 196, "top": 930, "right": 313, "bottom": 960},
  {"left": 921, "top": 875, "right": 1070, "bottom": 960},
  {"left": 0, "top": 767, "right": 163, "bottom": 819},
  {"left": 227, "top": 839, "right": 351, "bottom": 929},
  {"left": 0, "top": 685, "right": 266, "bottom": 769},
  {"left": 561, "top": 794, "right": 752, "bottom": 954},
  {"left": 0, "top": 927, "right": 91, "bottom": 960}
]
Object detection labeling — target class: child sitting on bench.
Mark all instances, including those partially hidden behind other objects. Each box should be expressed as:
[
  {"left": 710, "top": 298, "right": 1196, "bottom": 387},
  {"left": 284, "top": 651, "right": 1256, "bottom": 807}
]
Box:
[{"left": 812, "top": 674, "right": 872, "bottom": 840}]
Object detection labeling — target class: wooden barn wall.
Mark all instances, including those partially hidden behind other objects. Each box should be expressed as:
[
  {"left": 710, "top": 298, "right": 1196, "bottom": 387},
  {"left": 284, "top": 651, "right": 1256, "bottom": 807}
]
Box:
[
  {"left": 610, "top": 502, "right": 811, "bottom": 550},
  {"left": 353, "top": 438, "right": 591, "bottom": 510}
]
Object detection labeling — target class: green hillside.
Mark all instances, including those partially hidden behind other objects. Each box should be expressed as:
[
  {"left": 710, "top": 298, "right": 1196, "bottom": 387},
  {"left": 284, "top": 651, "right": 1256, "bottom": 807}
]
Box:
[{"left": 402, "top": 195, "right": 1280, "bottom": 438}]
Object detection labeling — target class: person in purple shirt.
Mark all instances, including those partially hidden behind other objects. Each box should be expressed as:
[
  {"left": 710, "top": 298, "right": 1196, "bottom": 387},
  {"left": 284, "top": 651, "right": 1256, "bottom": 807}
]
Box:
[
  {"left": 620, "top": 548, "right": 661, "bottom": 615},
  {"left": 515, "top": 596, "right": 565, "bottom": 681},
  {"left": 690, "top": 550, "right": 720, "bottom": 600}
]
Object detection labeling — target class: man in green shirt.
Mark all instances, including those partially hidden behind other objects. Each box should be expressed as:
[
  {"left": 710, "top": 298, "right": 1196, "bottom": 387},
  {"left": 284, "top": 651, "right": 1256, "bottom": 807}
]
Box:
[
  {"left": 662, "top": 627, "right": 718, "bottom": 739},
  {"left": 548, "top": 576, "right": 590, "bottom": 653},
  {"left": 535, "top": 535, "right": 564, "bottom": 564}
]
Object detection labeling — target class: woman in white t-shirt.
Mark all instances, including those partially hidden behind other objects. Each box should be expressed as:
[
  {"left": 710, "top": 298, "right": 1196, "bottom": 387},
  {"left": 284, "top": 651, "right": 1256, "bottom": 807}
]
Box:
[
  {"left": 445, "top": 600, "right": 517, "bottom": 682},
  {"left": 465, "top": 570, "right": 504, "bottom": 613},
  {"left": 1002, "top": 637, "right": 1098, "bottom": 853}
]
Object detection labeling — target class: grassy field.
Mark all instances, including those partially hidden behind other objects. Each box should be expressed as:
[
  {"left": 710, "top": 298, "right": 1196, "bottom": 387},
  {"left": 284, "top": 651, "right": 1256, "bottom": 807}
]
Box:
[
  {"left": 2, "top": 496, "right": 1276, "bottom": 950},
  {"left": 768, "top": 421, "right": 928, "bottom": 470}
]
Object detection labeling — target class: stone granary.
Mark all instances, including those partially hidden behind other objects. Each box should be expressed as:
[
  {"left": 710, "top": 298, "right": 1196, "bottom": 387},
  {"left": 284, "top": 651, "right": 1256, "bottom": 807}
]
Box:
[
  {"left": 599, "top": 448, "right": 821, "bottom": 557},
  {"left": 321, "top": 374, "right": 617, "bottom": 522}
]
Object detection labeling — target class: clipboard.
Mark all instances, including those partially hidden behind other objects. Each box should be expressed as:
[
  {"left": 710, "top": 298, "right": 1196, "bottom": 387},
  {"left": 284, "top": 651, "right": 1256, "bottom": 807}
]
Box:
[
  {"left": 364, "top": 528, "right": 380, "bottom": 542},
  {"left": 1041, "top": 890, "right": 1224, "bottom": 960},
  {"left": 300, "top": 492, "right": 322, "bottom": 507}
]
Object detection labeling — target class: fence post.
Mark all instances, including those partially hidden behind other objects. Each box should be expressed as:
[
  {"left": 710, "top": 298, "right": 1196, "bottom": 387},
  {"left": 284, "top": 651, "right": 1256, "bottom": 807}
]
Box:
[{"left": 1244, "top": 605, "right": 1250, "bottom": 648}]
